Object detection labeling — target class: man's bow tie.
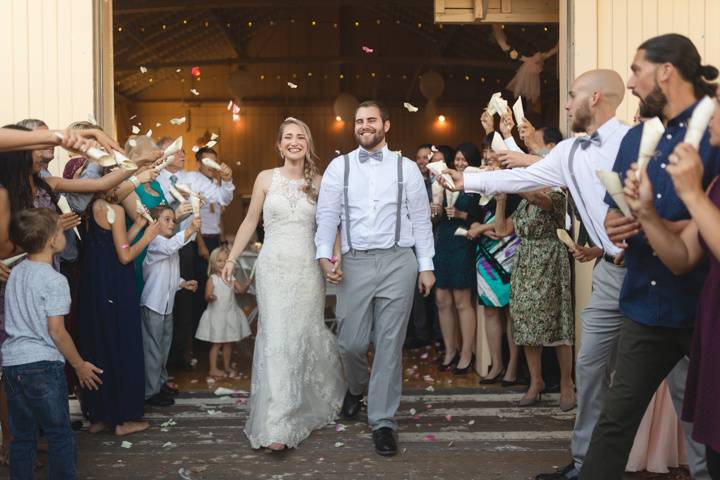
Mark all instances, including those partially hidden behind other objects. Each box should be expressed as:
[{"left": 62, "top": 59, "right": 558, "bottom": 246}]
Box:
[
  {"left": 359, "top": 150, "right": 383, "bottom": 163},
  {"left": 578, "top": 132, "right": 601, "bottom": 150}
]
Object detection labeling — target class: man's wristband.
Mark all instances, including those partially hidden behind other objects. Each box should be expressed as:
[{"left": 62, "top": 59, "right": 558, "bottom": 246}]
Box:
[{"left": 128, "top": 175, "right": 140, "bottom": 188}]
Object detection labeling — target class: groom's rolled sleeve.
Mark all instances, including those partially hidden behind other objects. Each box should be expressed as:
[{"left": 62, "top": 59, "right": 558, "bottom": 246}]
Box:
[
  {"left": 314, "top": 158, "right": 343, "bottom": 260},
  {"left": 405, "top": 162, "right": 434, "bottom": 272}
]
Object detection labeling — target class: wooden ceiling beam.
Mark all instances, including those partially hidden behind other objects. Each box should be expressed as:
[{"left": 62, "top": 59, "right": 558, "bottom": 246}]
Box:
[
  {"left": 116, "top": 56, "right": 516, "bottom": 72},
  {"left": 114, "top": 0, "right": 425, "bottom": 15}
]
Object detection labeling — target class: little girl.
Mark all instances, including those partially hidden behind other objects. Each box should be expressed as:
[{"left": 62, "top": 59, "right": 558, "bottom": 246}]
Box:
[{"left": 195, "top": 247, "right": 251, "bottom": 378}]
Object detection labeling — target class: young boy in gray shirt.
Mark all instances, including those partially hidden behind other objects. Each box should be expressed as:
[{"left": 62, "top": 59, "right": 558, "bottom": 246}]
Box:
[{"left": 2, "top": 208, "right": 102, "bottom": 479}]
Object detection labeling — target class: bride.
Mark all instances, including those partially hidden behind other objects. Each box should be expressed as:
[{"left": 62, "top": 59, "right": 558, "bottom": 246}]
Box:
[{"left": 222, "top": 117, "right": 346, "bottom": 451}]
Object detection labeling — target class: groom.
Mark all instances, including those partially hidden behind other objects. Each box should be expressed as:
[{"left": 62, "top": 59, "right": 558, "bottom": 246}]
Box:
[{"left": 315, "top": 100, "right": 436, "bottom": 456}]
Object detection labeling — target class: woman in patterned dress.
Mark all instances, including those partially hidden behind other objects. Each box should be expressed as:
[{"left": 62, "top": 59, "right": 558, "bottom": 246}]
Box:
[{"left": 494, "top": 188, "right": 575, "bottom": 409}]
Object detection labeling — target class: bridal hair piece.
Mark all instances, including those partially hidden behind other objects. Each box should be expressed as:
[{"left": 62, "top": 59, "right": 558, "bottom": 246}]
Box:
[{"left": 277, "top": 117, "right": 320, "bottom": 203}]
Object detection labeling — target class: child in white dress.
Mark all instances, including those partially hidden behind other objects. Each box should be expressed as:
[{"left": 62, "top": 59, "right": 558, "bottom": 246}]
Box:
[{"left": 195, "top": 247, "right": 251, "bottom": 378}]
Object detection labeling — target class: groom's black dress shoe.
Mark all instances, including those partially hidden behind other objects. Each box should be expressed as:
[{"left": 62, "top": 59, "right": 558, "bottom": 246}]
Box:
[
  {"left": 535, "top": 461, "right": 579, "bottom": 480},
  {"left": 341, "top": 391, "right": 363, "bottom": 419},
  {"left": 372, "top": 427, "right": 397, "bottom": 456}
]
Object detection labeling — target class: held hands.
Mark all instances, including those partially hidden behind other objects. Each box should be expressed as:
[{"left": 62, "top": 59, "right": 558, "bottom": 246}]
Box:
[
  {"left": 418, "top": 271, "right": 435, "bottom": 297},
  {"left": 666, "top": 143, "right": 705, "bottom": 204},
  {"left": 59, "top": 212, "right": 81, "bottom": 232},
  {"left": 55, "top": 128, "right": 123, "bottom": 155},
  {"left": 319, "top": 257, "right": 343, "bottom": 284},
  {"left": 234, "top": 280, "right": 250, "bottom": 294},
  {"left": 74, "top": 360, "right": 104, "bottom": 390},
  {"left": 181, "top": 280, "right": 198, "bottom": 292}
]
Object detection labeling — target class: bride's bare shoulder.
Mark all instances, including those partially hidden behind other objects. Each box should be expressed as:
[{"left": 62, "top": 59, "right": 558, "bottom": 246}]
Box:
[{"left": 255, "top": 169, "right": 275, "bottom": 185}]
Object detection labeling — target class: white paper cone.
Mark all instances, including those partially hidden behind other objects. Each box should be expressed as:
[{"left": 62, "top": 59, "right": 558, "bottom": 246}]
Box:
[
  {"left": 431, "top": 181, "right": 444, "bottom": 205},
  {"left": 201, "top": 157, "right": 222, "bottom": 171},
  {"left": 135, "top": 199, "right": 154, "bottom": 223},
  {"left": 105, "top": 205, "right": 116, "bottom": 225},
  {"left": 454, "top": 227, "right": 469, "bottom": 237},
  {"left": 446, "top": 190, "right": 459, "bottom": 208},
  {"left": 169, "top": 186, "right": 186, "bottom": 204},
  {"left": 191, "top": 195, "right": 201, "bottom": 218},
  {"left": 427, "top": 161, "right": 455, "bottom": 190},
  {"left": 1, "top": 252, "right": 27, "bottom": 266},
  {"left": 491, "top": 132, "right": 507, "bottom": 152},
  {"left": 556, "top": 229, "right": 576, "bottom": 249},
  {"left": 479, "top": 194, "right": 493, "bottom": 206},
  {"left": 512, "top": 97, "right": 525, "bottom": 126},
  {"left": 636, "top": 117, "right": 665, "bottom": 179},
  {"left": 56, "top": 196, "right": 81, "bottom": 239},
  {"left": 596, "top": 170, "right": 632, "bottom": 217},
  {"left": 684, "top": 96, "right": 716, "bottom": 148}
]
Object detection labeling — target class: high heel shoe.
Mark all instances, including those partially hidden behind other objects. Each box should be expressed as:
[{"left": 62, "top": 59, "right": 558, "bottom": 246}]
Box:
[
  {"left": 559, "top": 395, "right": 577, "bottom": 412},
  {"left": 452, "top": 354, "right": 475, "bottom": 375},
  {"left": 517, "top": 383, "right": 545, "bottom": 407},
  {"left": 438, "top": 352, "right": 460, "bottom": 372},
  {"left": 479, "top": 368, "right": 506, "bottom": 385}
]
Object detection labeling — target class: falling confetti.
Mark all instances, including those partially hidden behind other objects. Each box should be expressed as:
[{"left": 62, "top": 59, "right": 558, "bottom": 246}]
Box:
[
  {"left": 205, "top": 140, "right": 218, "bottom": 149},
  {"left": 128, "top": 139, "right": 137, "bottom": 148},
  {"left": 448, "top": 441, "right": 455, "bottom": 448},
  {"left": 176, "top": 68, "right": 182, "bottom": 73},
  {"left": 287, "top": 82, "right": 298, "bottom": 89},
  {"left": 170, "top": 117, "right": 186, "bottom": 125},
  {"left": 191, "top": 66, "right": 201, "bottom": 77},
  {"left": 426, "top": 385, "right": 435, "bottom": 392},
  {"left": 232, "top": 104, "right": 240, "bottom": 114},
  {"left": 334, "top": 150, "right": 341, "bottom": 155},
  {"left": 420, "top": 352, "right": 429, "bottom": 359},
  {"left": 146, "top": 129, "right": 153, "bottom": 137},
  {"left": 129, "top": 114, "right": 137, "bottom": 120},
  {"left": 227, "top": 100, "right": 234, "bottom": 111},
  {"left": 362, "top": 46, "right": 374, "bottom": 53},
  {"left": 190, "top": 89, "right": 200, "bottom": 96},
  {"left": 191, "top": 146, "right": 200, "bottom": 153},
  {"left": 155, "top": 122, "right": 161, "bottom": 127},
  {"left": 206, "top": 409, "right": 219, "bottom": 416},
  {"left": 131, "top": 125, "right": 140, "bottom": 134},
  {"left": 403, "top": 102, "right": 419, "bottom": 113},
  {"left": 431, "top": 145, "right": 438, "bottom": 152},
  {"left": 210, "top": 133, "right": 219, "bottom": 141},
  {"left": 139, "top": 66, "right": 147, "bottom": 74},
  {"left": 232, "top": 113, "right": 240, "bottom": 122}
]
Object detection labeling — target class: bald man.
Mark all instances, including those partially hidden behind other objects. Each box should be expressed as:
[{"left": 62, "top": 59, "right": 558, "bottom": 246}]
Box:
[{"left": 440, "top": 69, "right": 698, "bottom": 480}]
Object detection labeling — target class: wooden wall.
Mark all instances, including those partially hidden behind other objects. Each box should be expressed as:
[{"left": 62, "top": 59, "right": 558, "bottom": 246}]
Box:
[
  {"left": 572, "top": 0, "right": 720, "bottom": 124},
  {"left": 130, "top": 101, "right": 495, "bottom": 232}
]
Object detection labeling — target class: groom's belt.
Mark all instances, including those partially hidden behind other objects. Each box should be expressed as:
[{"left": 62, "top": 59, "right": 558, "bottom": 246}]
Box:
[{"left": 346, "top": 246, "right": 412, "bottom": 256}]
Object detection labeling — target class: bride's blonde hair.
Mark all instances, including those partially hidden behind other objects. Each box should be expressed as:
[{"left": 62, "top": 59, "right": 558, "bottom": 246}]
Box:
[{"left": 276, "top": 117, "right": 319, "bottom": 203}]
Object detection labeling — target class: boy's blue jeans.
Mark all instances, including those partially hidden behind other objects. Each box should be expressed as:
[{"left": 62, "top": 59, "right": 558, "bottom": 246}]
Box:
[{"left": 3, "top": 361, "right": 76, "bottom": 479}]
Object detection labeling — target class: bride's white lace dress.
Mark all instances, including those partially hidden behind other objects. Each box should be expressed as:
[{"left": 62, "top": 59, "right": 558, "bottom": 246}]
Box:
[{"left": 244, "top": 168, "right": 346, "bottom": 449}]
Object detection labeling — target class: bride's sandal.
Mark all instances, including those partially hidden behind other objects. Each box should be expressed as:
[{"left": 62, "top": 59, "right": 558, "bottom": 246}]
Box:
[{"left": 266, "top": 442, "right": 288, "bottom": 452}]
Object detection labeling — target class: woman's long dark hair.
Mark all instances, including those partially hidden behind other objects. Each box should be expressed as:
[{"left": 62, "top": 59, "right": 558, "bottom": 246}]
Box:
[
  {"left": 455, "top": 141, "right": 483, "bottom": 168},
  {"left": 0, "top": 125, "right": 59, "bottom": 214}
]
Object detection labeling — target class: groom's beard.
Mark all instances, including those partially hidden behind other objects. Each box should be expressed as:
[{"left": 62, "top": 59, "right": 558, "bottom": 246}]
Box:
[
  {"left": 635, "top": 84, "right": 668, "bottom": 120},
  {"left": 356, "top": 128, "right": 385, "bottom": 150}
]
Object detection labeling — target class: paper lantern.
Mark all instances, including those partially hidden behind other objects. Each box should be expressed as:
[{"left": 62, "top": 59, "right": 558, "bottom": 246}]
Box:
[{"left": 419, "top": 70, "right": 445, "bottom": 101}]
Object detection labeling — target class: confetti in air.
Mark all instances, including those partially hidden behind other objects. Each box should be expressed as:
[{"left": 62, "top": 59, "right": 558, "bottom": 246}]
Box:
[
  {"left": 191, "top": 146, "right": 200, "bottom": 153},
  {"left": 170, "top": 117, "right": 186, "bottom": 125},
  {"left": 403, "top": 102, "right": 419, "bottom": 113},
  {"left": 131, "top": 125, "right": 140, "bottom": 134},
  {"left": 155, "top": 122, "right": 161, "bottom": 127},
  {"left": 146, "top": 129, "right": 153, "bottom": 137},
  {"left": 129, "top": 115, "right": 137, "bottom": 120},
  {"left": 128, "top": 139, "right": 137, "bottom": 148},
  {"left": 191, "top": 66, "right": 202, "bottom": 77},
  {"left": 139, "top": 66, "right": 147, "bottom": 74},
  {"left": 287, "top": 82, "right": 298, "bottom": 89},
  {"left": 190, "top": 89, "right": 200, "bottom": 96},
  {"left": 362, "top": 46, "right": 374, "bottom": 53},
  {"left": 210, "top": 133, "right": 219, "bottom": 141},
  {"left": 227, "top": 100, "right": 234, "bottom": 111}
]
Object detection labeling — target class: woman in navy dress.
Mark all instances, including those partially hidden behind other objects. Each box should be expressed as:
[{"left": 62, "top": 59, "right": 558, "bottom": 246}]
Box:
[{"left": 78, "top": 198, "right": 160, "bottom": 436}]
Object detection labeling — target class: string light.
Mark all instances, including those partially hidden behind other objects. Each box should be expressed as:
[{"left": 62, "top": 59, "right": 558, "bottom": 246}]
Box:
[
  {"left": 117, "top": 26, "right": 123, "bottom": 32},
  {"left": 371, "top": 72, "right": 376, "bottom": 77},
  {"left": 183, "top": 19, "right": 188, "bottom": 24},
  {"left": 376, "top": 19, "right": 381, "bottom": 25},
  {"left": 335, "top": 116, "right": 342, "bottom": 122},
  {"left": 464, "top": 75, "right": 470, "bottom": 81},
  {"left": 354, "top": 21, "right": 360, "bottom": 27},
  {"left": 307, "top": 72, "right": 313, "bottom": 77},
  {"left": 333, "top": 23, "right": 338, "bottom": 28},
  {"left": 259, "top": 74, "right": 265, "bottom": 80},
  {"left": 311, "top": 20, "right": 317, "bottom": 26},
  {"left": 248, "top": 21, "right": 253, "bottom": 27},
  {"left": 204, "top": 21, "right": 209, "bottom": 27},
  {"left": 162, "top": 24, "right": 167, "bottom": 30},
  {"left": 438, "top": 115, "right": 446, "bottom": 123},
  {"left": 339, "top": 74, "right": 345, "bottom": 79}
]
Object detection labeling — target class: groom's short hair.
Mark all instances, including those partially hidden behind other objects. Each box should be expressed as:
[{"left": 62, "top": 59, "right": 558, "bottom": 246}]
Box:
[{"left": 357, "top": 100, "right": 389, "bottom": 123}]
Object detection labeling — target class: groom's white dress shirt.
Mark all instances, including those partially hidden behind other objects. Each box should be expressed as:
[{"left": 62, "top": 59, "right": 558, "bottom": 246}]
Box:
[{"left": 315, "top": 145, "right": 435, "bottom": 272}]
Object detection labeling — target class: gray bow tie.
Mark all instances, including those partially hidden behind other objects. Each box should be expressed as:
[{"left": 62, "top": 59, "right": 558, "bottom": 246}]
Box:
[
  {"left": 579, "top": 132, "right": 602, "bottom": 150},
  {"left": 358, "top": 150, "right": 383, "bottom": 163}
]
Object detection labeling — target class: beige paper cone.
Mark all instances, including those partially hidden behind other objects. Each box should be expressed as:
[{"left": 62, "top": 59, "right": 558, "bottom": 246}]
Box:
[
  {"left": 636, "top": 117, "right": 665, "bottom": 179},
  {"left": 685, "top": 96, "right": 716, "bottom": 148},
  {"left": 596, "top": 170, "right": 632, "bottom": 217}
]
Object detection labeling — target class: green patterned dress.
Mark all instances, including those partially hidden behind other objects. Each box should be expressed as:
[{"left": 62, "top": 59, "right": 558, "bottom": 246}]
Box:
[{"left": 509, "top": 190, "right": 573, "bottom": 346}]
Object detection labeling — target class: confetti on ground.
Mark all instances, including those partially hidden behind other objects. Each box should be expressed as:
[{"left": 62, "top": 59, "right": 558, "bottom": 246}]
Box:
[
  {"left": 420, "top": 352, "right": 429, "bottom": 359},
  {"left": 287, "top": 82, "right": 298, "bottom": 89},
  {"left": 121, "top": 441, "right": 132, "bottom": 449},
  {"left": 424, "top": 434, "right": 436, "bottom": 441},
  {"left": 206, "top": 378, "right": 216, "bottom": 384},
  {"left": 445, "top": 415, "right": 452, "bottom": 421},
  {"left": 162, "top": 442, "right": 177, "bottom": 448},
  {"left": 362, "top": 46, "right": 374, "bottom": 53},
  {"left": 178, "top": 468, "right": 194, "bottom": 480},
  {"left": 335, "top": 424, "right": 346, "bottom": 432},
  {"left": 334, "top": 442, "right": 344, "bottom": 448},
  {"left": 426, "top": 404, "right": 433, "bottom": 409},
  {"left": 190, "top": 89, "right": 200, "bottom": 96},
  {"left": 426, "top": 386, "right": 435, "bottom": 392},
  {"left": 139, "top": 66, "right": 147, "bottom": 74},
  {"left": 206, "top": 409, "right": 219, "bottom": 416},
  {"left": 448, "top": 441, "right": 455, "bottom": 447},
  {"left": 468, "top": 420, "right": 476, "bottom": 425},
  {"left": 160, "top": 419, "right": 176, "bottom": 428},
  {"left": 403, "top": 102, "right": 419, "bottom": 113},
  {"left": 409, "top": 408, "right": 417, "bottom": 415},
  {"left": 131, "top": 126, "right": 140, "bottom": 134},
  {"left": 170, "top": 117, "right": 186, "bottom": 125}
]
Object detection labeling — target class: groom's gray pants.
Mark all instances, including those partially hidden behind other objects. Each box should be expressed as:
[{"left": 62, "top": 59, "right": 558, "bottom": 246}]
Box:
[
  {"left": 336, "top": 247, "right": 417, "bottom": 431},
  {"left": 571, "top": 260, "right": 707, "bottom": 478}
]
